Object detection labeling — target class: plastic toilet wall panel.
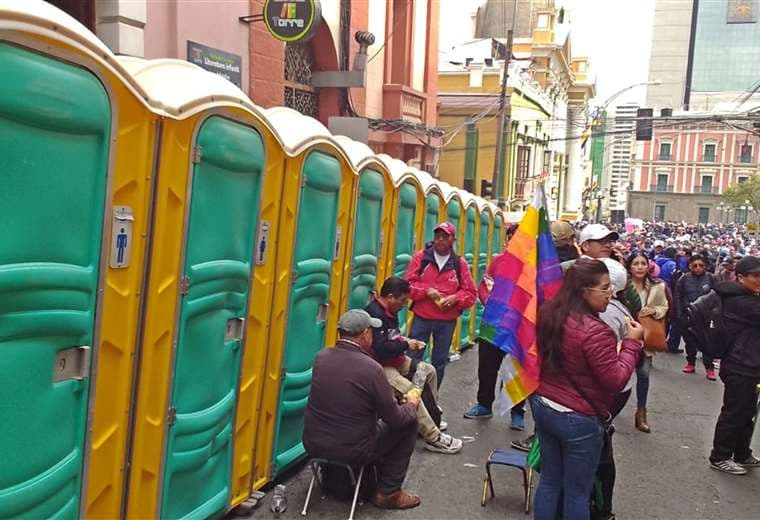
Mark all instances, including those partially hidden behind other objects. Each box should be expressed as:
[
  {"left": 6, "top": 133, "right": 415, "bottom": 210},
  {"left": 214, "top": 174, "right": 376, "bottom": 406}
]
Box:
[
  {"left": 475, "top": 211, "right": 491, "bottom": 335},
  {"left": 460, "top": 206, "right": 478, "bottom": 347},
  {"left": 392, "top": 181, "right": 419, "bottom": 335},
  {"left": 0, "top": 42, "right": 110, "bottom": 520},
  {"left": 159, "top": 116, "right": 263, "bottom": 519},
  {"left": 423, "top": 193, "right": 441, "bottom": 243}
]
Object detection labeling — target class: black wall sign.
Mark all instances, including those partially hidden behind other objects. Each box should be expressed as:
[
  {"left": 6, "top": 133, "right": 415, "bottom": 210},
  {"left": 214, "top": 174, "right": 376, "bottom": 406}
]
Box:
[
  {"left": 263, "top": 0, "right": 322, "bottom": 42},
  {"left": 187, "top": 41, "right": 242, "bottom": 88}
]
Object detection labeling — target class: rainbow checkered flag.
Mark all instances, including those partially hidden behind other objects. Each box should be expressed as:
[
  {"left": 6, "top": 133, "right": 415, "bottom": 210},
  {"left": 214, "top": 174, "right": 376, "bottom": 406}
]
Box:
[{"left": 479, "top": 187, "right": 562, "bottom": 408}]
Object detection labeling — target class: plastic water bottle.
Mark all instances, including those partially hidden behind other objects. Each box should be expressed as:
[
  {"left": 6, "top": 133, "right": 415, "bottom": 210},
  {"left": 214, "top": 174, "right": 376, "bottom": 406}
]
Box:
[
  {"left": 270, "top": 484, "right": 287, "bottom": 515},
  {"left": 411, "top": 368, "right": 427, "bottom": 391}
]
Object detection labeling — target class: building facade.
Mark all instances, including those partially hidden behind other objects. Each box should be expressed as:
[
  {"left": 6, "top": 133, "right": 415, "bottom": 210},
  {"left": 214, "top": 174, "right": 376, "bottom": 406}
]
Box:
[
  {"left": 48, "top": 0, "right": 441, "bottom": 167},
  {"left": 603, "top": 103, "right": 639, "bottom": 219},
  {"left": 629, "top": 116, "right": 760, "bottom": 223}
]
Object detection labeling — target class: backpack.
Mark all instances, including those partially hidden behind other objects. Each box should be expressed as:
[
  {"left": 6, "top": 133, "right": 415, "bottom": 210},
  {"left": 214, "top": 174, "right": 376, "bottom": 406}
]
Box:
[{"left": 686, "top": 290, "right": 729, "bottom": 358}]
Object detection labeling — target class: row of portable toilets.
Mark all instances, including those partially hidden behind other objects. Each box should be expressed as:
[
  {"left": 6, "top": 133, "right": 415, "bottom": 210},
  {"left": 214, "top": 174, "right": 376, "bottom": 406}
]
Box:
[{"left": 0, "top": 2, "right": 506, "bottom": 519}]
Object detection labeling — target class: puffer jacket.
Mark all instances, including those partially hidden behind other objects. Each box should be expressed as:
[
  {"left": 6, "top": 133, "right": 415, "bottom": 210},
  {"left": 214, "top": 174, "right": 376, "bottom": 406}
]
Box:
[
  {"left": 405, "top": 246, "right": 476, "bottom": 321},
  {"left": 537, "top": 313, "right": 642, "bottom": 417},
  {"left": 715, "top": 281, "right": 760, "bottom": 378},
  {"left": 655, "top": 255, "right": 677, "bottom": 285},
  {"left": 675, "top": 272, "right": 715, "bottom": 321}
]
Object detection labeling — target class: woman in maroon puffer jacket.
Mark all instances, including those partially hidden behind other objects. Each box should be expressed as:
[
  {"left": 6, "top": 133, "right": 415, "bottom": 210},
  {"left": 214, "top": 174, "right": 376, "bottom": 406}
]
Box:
[{"left": 530, "top": 258, "right": 644, "bottom": 520}]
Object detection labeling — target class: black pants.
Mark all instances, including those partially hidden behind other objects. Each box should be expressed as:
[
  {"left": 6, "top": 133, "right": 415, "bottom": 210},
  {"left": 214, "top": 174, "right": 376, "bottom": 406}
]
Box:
[
  {"left": 683, "top": 328, "right": 713, "bottom": 368},
  {"left": 710, "top": 369, "right": 760, "bottom": 463},
  {"left": 369, "top": 420, "right": 418, "bottom": 494},
  {"left": 476, "top": 338, "right": 505, "bottom": 409}
]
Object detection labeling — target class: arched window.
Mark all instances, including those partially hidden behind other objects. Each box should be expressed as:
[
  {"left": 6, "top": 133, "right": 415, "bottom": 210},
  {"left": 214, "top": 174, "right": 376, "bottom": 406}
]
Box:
[{"left": 284, "top": 42, "right": 319, "bottom": 119}]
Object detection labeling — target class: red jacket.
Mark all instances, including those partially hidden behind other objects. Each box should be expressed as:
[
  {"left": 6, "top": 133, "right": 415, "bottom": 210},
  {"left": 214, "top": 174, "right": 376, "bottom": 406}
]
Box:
[
  {"left": 477, "top": 254, "right": 500, "bottom": 305},
  {"left": 537, "top": 313, "right": 641, "bottom": 417},
  {"left": 405, "top": 247, "right": 477, "bottom": 321}
]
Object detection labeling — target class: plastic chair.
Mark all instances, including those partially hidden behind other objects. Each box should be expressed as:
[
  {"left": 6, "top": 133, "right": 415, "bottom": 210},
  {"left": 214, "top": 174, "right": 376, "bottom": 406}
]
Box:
[
  {"left": 480, "top": 448, "right": 533, "bottom": 514},
  {"left": 301, "top": 458, "right": 366, "bottom": 520}
]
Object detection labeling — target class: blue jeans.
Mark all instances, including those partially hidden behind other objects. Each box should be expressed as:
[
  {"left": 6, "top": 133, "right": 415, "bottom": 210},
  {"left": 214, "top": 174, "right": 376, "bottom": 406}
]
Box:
[
  {"left": 407, "top": 316, "right": 457, "bottom": 387},
  {"left": 636, "top": 356, "right": 651, "bottom": 407},
  {"left": 530, "top": 395, "right": 604, "bottom": 520}
]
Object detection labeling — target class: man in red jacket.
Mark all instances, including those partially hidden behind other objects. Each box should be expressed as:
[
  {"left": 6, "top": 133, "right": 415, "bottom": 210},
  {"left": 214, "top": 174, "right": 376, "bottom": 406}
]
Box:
[{"left": 405, "top": 222, "right": 477, "bottom": 387}]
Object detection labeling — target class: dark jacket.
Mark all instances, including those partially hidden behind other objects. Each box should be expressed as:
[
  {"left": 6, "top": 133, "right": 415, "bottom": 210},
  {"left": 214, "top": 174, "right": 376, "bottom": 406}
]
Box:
[
  {"left": 655, "top": 255, "right": 677, "bottom": 285},
  {"left": 365, "top": 297, "right": 408, "bottom": 368},
  {"left": 405, "top": 245, "right": 477, "bottom": 321},
  {"left": 537, "top": 313, "right": 641, "bottom": 417},
  {"left": 303, "top": 340, "right": 417, "bottom": 464},
  {"left": 715, "top": 281, "right": 760, "bottom": 378},
  {"left": 676, "top": 272, "right": 716, "bottom": 320}
]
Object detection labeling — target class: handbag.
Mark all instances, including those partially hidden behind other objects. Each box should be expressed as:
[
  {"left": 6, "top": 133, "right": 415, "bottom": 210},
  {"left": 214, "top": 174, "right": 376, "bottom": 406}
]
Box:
[{"left": 639, "top": 285, "right": 668, "bottom": 352}]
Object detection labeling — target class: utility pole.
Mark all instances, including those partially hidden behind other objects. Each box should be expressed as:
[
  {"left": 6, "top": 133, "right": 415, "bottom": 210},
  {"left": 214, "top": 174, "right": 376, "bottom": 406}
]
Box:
[{"left": 492, "top": 29, "right": 513, "bottom": 203}]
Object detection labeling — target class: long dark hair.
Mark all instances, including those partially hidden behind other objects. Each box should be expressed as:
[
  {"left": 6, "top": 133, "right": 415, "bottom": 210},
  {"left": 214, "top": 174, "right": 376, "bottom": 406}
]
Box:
[
  {"left": 626, "top": 252, "right": 658, "bottom": 285},
  {"left": 537, "top": 258, "right": 609, "bottom": 373}
]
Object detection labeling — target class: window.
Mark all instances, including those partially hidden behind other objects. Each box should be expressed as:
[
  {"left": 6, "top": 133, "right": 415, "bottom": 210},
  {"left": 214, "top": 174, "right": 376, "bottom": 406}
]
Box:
[
  {"left": 698, "top": 207, "right": 710, "bottom": 224},
  {"left": 654, "top": 204, "right": 666, "bottom": 222},
  {"left": 736, "top": 207, "right": 748, "bottom": 224},
  {"left": 656, "top": 174, "right": 669, "bottom": 192},
  {"left": 700, "top": 175, "right": 714, "bottom": 193},
  {"left": 740, "top": 143, "right": 753, "bottom": 163},
  {"left": 47, "top": 0, "right": 95, "bottom": 30},
  {"left": 516, "top": 146, "right": 531, "bottom": 198},
  {"left": 703, "top": 143, "right": 717, "bottom": 162},
  {"left": 543, "top": 150, "right": 552, "bottom": 173},
  {"left": 738, "top": 176, "right": 749, "bottom": 184},
  {"left": 537, "top": 14, "right": 550, "bottom": 28},
  {"left": 658, "top": 142, "right": 672, "bottom": 160}
]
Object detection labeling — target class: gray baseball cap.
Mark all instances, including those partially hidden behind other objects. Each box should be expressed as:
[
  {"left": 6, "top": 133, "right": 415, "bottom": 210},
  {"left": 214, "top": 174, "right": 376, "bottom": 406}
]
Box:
[{"left": 337, "top": 309, "right": 382, "bottom": 334}]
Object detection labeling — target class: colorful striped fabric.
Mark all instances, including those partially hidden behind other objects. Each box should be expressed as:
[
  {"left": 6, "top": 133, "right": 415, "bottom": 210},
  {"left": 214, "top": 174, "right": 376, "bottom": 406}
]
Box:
[{"left": 480, "top": 188, "right": 562, "bottom": 407}]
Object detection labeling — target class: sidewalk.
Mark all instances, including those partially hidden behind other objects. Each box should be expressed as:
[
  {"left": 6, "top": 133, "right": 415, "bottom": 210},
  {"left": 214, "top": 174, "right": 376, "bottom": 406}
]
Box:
[{"left": 245, "top": 345, "right": 760, "bottom": 519}]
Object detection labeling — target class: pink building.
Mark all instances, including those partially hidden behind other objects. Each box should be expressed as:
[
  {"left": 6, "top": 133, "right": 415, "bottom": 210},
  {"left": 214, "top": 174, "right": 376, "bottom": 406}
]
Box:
[{"left": 630, "top": 117, "right": 759, "bottom": 224}]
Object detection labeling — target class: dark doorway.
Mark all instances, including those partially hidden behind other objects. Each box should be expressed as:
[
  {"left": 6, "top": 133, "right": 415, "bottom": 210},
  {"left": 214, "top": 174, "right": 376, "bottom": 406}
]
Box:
[{"left": 46, "top": 0, "right": 95, "bottom": 31}]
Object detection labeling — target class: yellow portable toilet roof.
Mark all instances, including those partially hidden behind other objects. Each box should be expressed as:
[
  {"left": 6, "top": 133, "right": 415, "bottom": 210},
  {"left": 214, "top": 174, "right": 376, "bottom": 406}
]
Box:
[
  {"left": 375, "top": 154, "right": 420, "bottom": 188},
  {"left": 115, "top": 57, "right": 257, "bottom": 118},
  {"left": 262, "top": 106, "right": 332, "bottom": 154},
  {"left": 332, "top": 135, "right": 376, "bottom": 172}
]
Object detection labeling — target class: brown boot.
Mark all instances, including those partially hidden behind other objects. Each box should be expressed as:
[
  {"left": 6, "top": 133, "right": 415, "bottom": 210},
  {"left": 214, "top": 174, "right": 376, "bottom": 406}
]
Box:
[
  {"left": 635, "top": 407, "right": 651, "bottom": 433},
  {"left": 371, "top": 489, "right": 421, "bottom": 510}
]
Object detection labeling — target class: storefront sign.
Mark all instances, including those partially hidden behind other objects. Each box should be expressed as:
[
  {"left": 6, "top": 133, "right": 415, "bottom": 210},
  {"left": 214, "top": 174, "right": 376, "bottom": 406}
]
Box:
[
  {"left": 187, "top": 41, "right": 242, "bottom": 87},
  {"left": 263, "top": 0, "right": 322, "bottom": 42}
]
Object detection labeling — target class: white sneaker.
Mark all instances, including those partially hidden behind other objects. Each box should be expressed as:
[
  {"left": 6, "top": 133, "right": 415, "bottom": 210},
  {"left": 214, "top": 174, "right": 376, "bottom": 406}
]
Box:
[
  {"left": 439, "top": 420, "right": 448, "bottom": 431},
  {"left": 425, "top": 432, "right": 463, "bottom": 454}
]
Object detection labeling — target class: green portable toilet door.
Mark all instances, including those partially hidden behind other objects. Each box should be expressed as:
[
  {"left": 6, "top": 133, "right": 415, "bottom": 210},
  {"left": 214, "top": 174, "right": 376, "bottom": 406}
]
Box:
[
  {"left": 160, "top": 117, "right": 264, "bottom": 520},
  {"left": 423, "top": 193, "right": 440, "bottom": 243},
  {"left": 474, "top": 213, "right": 490, "bottom": 335},
  {"left": 347, "top": 169, "right": 384, "bottom": 310},
  {"left": 493, "top": 215, "right": 504, "bottom": 253},
  {"left": 0, "top": 44, "right": 111, "bottom": 519},
  {"left": 393, "top": 182, "right": 418, "bottom": 335},
  {"left": 446, "top": 202, "right": 461, "bottom": 249},
  {"left": 272, "top": 152, "right": 342, "bottom": 474},
  {"left": 460, "top": 206, "right": 477, "bottom": 347}
]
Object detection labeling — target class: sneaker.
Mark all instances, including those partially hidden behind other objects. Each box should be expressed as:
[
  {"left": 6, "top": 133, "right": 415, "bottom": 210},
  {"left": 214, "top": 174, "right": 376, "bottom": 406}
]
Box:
[
  {"left": 736, "top": 455, "right": 760, "bottom": 469},
  {"left": 511, "top": 435, "right": 534, "bottom": 453},
  {"left": 710, "top": 458, "right": 748, "bottom": 475},
  {"left": 682, "top": 363, "right": 696, "bottom": 374},
  {"left": 706, "top": 368, "right": 716, "bottom": 381},
  {"left": 510, "top": 411, "right": 525, "bottom": 431},
  {"left": 463, "top": 404, "right": 493, "bottom": 419},
  {"left": 439, "top": 420, "right": 448, "bottom": 432},
  {"left": 425, "top": 432, "right": 463, "bottom": 454}
]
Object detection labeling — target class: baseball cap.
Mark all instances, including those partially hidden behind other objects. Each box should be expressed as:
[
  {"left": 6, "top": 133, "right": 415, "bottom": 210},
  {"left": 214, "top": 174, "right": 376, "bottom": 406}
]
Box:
[
  {"left": 653, "top": 240, "right": 665, "bottom": 248},
  {"left": 736, "top": 256, "right": 760, "bottom": 275},
  {"left": 579, "top": 224, "right": 619, "bottom": 245},
  {"left": 434, "top": 222, "right": 456, "bottom": 238},
  {"left": 550, "top": 220, "right": 575, "bottom": 243},
  {"left": 337, "top": 309, "right": 382, "bottom": 335}
]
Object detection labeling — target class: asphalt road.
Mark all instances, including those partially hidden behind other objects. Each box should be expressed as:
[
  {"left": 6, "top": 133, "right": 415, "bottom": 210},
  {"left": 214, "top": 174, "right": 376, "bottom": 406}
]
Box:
[{"left": 243, "top": 345, "right": 760, "bottom": 520}]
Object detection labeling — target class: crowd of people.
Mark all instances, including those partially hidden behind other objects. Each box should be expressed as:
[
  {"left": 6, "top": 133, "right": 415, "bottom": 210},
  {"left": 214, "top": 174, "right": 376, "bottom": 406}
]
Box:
[{"left": 300, "top": 217, "right": 760, "bottom": 519}]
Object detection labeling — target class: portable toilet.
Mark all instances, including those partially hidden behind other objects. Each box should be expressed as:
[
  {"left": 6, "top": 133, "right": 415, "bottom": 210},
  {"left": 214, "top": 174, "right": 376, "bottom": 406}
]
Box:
[
  {"left": 0, "top": 2, "right": 157, "bottom": 518},
  {"left": 256, "top": 108, "right": 356, "bottom": 481},
  {"left": 474, "top": 202, "right": 495, "bottom": 335},
  {"left": 441, "top": 183, "right": 466, "bottom": 354},
  {"left": 333, "top": 136, "right": 394, "bottom": 312},
  {"left": 459, "top": 190, "right": 480, "bottom": 349},
  {"left": 417, "top": 169, "right": 445, "bottom": 243},
  {"left": 114, "top": 58, "right": 277, "bottom": 519},
  {"left": 493, "top": 207, "right": 505, "bottom": 255}
]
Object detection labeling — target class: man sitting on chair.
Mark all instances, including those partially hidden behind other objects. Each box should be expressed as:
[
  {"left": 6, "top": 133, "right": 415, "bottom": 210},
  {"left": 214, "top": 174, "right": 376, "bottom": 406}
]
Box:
[{"left": 303, "top": 309, "right": 422, "bottom": 510}]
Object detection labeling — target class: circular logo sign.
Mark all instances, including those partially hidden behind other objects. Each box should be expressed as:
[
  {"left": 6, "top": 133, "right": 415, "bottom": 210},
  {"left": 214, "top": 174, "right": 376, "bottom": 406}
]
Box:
[{"left": 263, "top": 0, "right": 322, "bottom": 43}]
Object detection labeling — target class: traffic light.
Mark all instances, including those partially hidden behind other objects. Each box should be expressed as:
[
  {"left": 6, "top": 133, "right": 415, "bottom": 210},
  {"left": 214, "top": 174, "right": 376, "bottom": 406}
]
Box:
[
  {"left": 480, "top": 179, "right": 494, "bottom": 198},
  {"left": 636, "top": 108, "right": 653, "bottom": 141}
]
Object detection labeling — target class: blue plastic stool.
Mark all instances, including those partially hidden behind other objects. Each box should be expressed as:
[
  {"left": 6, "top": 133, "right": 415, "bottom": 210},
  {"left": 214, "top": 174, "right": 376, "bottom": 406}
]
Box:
[
  {"left": 301, "top": 458, "right": 366, "bottom": 520},
  {"left": 481, "top": 448, "right": 533, "bottom": 514}
]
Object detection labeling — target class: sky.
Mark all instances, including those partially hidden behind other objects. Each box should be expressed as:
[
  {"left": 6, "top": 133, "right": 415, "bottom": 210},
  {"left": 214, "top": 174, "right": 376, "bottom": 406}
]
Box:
[{"left": 438, "top": 0, "right": 657, "bottom": 108}]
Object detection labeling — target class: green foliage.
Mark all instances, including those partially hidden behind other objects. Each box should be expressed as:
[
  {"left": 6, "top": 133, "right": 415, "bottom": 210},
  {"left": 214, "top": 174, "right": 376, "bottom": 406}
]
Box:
[{"left": 723, "top": 175, "right": 760, "bottom": 210}]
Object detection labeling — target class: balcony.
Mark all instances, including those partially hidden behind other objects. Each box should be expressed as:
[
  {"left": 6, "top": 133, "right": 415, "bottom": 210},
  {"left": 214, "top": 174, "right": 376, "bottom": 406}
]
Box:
[
  {"left": 703, "top": 154, "right": 716, "bottom": 163},
  {"left": 383, "top": 84, "right": 426, "bottom": 124},
  {"left": 694, "top": 186, "right": 719, "bottom": 194},
  {"left": 650, "top": 184, "right": 674, "bottom": 193},
  {"left": 657, "top": 154, "right": 672, "bottom": 161}
]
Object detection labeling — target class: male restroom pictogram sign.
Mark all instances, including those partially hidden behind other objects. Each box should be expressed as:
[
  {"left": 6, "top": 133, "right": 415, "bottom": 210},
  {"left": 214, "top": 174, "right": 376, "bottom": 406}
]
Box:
[{"left": 110, "top": 206, "right": 134, "bottom": 268}]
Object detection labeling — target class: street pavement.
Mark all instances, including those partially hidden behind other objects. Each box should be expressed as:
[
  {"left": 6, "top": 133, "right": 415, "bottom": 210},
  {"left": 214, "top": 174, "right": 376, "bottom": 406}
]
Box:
[{"left": 244, "top": 345, "right": 760, "bottom": 520}]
